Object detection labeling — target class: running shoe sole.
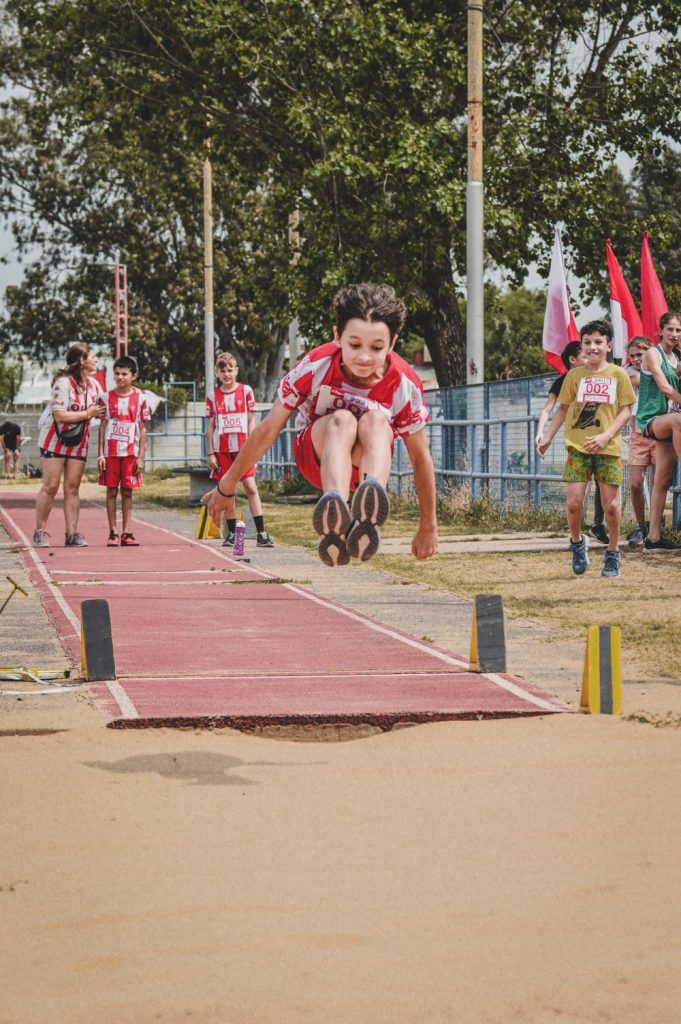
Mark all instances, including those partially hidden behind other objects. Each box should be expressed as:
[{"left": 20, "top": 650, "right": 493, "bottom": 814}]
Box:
[
  {"left": 347, "top": 477, "right": 390, "bottom": 561},
  {"left": 312, "top": 491, "right": 351, "bottom": 567}
]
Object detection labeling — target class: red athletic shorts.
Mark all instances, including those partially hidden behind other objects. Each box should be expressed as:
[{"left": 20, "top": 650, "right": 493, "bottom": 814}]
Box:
[
  {"left": 99, "top": 455, "right": 143, "bottom": 489},
  {"left": 293, "top": 424, "right": 361, "bottom": 491},
  {"left": 210, "top": 450, "right": 256, "bottom": 481}
]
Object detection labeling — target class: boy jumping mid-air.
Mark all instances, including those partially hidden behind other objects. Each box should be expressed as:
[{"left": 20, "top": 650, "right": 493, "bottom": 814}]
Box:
[
  {"left": 536, "top": 320, "right": 635, "bottom": 578},
  {"left": 204, "top": 283, "right": 438, "bottom": 565}
]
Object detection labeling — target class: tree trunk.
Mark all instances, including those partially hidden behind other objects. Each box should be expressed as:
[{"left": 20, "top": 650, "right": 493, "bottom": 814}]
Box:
[{"left": 412, "top": 258, "right": 467, "bottom": 388}]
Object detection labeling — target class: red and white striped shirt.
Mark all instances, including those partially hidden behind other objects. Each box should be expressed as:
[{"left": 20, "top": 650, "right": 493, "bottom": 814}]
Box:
[
  {"left": 277, "top": 342, "right": 430, "bottom": 437},
  {"left": 38, "top": 375, "right": 103, "bottom": 458},
  {"left": 206, "top": 384, "right": 256, "bottom": 453},
  {"left": 100, "top": 388, "right": 151, "bottom": 458}
]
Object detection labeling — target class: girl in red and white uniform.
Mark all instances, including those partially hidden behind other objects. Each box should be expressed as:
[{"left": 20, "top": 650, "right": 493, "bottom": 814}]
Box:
[
  {"left": 205, "top": 353, "right": 273, "bottom": 548},
  {"left": 33, "top": 343, "right": 104, "bottom": 548},
  {"left": 97, "top": 356, "right": 151, "bottom": 546},
  {"left": 204, "top": 284, "right": 437, "bottom": 567}
]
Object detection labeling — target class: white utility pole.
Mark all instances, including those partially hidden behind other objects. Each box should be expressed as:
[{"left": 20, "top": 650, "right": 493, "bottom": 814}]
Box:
[
  {"left": 466, "top": 0, "right": 484, "bottom": 384},
  {"left": 203, "top": 146, "right": 215, "bottom": 395}
]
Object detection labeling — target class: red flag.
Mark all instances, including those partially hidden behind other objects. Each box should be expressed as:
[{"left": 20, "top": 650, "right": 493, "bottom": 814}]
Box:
[
  {"left": 93, "top": 368, "right": 107, "bottom": 391},
  {"left": 640, "top": 231, "right": 667, "bottom": 343},
  {"left": 542, "top": 227, "right": 579, "bottom": 372},
  {"left": 606, "top": 240, "right": 642, "bottom": 360}
]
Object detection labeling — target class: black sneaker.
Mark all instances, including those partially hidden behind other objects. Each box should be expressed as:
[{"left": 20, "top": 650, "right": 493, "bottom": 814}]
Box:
[
  {"left": 627, "top": 524, "right": 647, "bottom": 546},
  {"left": 346, "top": 477, "right": 390, "bottom": 561},
  {"left": 312, "top": 490, "right": 351, "bottom": 566},
  {"left": 256, "top": 531, "right": 274, "bottom": 548},
  {"left": 643, "top": 536, "right": 680, "bottom": 551},
  {"left": 587, "top": 523, "right": 609, "bottom": 545},
  {"left": 222, "top": 530, "right": 236, "bottom": 547}
]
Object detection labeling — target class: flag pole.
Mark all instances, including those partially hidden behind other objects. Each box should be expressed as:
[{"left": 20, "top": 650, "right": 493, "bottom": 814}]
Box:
[{"left": 466, "top": 0, "right": 484, "bottom": 385}]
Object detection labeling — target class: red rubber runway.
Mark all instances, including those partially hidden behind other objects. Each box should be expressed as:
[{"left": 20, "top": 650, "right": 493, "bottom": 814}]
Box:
[{"left": 1, "top": 494, "right": 571, "bottom": 727}]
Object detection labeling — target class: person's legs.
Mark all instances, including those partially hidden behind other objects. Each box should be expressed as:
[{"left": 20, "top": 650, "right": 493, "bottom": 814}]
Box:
[
  {"left": 120, "top": 487, "right": 133, "bottom": 534},
  {"left": 628, "top": 464, "right": 647, "bottom": 527},
  {"left": 62, "top": 458, "right": 86, "bottom": 536},
  {"left": 106, "top": 486, "right": 119, "bottom": 532},
  {"left": 598, "top": 482, "right": 621, "bottom": 551},
  {"left": 311, "top": 410, "right": 359, "bottom": 496},
  {"left": 354, "top": 410, "right": 394, "bottom": 485},
  {"left": 35, "top": 458, "right": 65, "bottom": 532},
  {"left": 566, "top": 481, "right": 588, "bottom": 543},
  {"left": 241, "top": 476, "right": 263, "bottom": 517},
  {"left": 647, "top": 442, "right": 676, "bottom": 544},
  {"left": 11, "top": 449, "right": 19, "bottom": 478}
]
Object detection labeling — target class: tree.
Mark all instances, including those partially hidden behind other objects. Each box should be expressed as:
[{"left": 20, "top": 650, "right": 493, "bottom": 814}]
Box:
[
  {"left": 1, "top": 1, "right": 680, "bottom": 389},
  {"left": 484, "top": 285, "right": 548, "bottom": 380}
]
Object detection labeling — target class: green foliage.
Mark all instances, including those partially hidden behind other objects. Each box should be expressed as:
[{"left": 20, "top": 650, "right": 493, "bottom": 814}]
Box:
[
  {"left": 484, "top": 285, "right": 548, "bottom": 379},
  {"left": 0, "top": 1, "right": 680, "bottom": 391},
  {"left": 0, "top": 349, "right": 21, "bottom": 408}
]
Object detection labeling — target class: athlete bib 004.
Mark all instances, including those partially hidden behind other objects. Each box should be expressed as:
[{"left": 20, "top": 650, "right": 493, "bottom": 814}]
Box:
[
  {"left": 313, "top": 384, "right": 390, "bottom": 420},
  {"left": 576, "top": 375, "right": 617, "bottom": 405},
  {"left": 107, "top": 420, "right": 136, "bottom": 445}
]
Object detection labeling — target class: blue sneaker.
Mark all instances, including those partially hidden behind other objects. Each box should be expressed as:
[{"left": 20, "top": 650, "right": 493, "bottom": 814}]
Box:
[
  {"left": 601, "top": 549, "right": 621, "bottom": 577},
  {"left": 569, "top": 535, "right": 589, "bottom": 575}
]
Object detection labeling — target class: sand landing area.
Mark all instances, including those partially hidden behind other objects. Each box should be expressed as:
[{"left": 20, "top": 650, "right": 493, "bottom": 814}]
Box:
[{"left": 1, "top": 489, "right": 680, "bottom": 1024}]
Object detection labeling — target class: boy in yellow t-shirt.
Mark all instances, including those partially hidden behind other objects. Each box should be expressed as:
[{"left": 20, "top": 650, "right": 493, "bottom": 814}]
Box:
[{"left": 536, "top": 320, "right": 635, "bottom": 578}]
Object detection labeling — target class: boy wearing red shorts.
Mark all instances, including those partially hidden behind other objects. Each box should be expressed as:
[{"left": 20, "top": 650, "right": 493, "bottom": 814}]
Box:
[
  {"left": 97, "top": 356, "right": 151, "bottom": 546},
  {"left": 205, "top": 353, "right": 273, "bottom": 547}
]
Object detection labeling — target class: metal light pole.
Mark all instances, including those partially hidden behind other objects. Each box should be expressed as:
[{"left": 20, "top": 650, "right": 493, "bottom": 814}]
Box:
[
  {"left": 466, "top": 0, "right": 484, "bottom": 384},
  {"left": 113, "top": 257, "right": 128, "bottom": 359},
  {"left": 288, "top": 208, "right": 301, "bottom": 366},
  {"left": 203, "top": 145, "right": 215, "bottom": 395}
]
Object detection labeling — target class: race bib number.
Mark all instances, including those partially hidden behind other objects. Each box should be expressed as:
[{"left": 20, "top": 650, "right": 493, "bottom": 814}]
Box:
[
  {"left": 218, "top": 412, "right": 247, "bottom": 435},
  {"left": 576, "top": 375, "right": 617, "bottom": 405},
  {"left": 108, "top": 420, "right": 135, "bottom": 444},
  {"left": 314, "top": 385, "right": 388, "bottom": 420}
]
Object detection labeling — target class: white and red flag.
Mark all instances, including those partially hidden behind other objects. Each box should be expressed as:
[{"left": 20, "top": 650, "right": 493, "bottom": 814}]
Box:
[
  {"left": 641, "top": 231, "right": 667, "bottom": 343},
  {"left": 606, "top": 240, "right": 642, "bottom": 360},
  {"left": 542, "top": 227, "right": 580, "bottom": 373}
]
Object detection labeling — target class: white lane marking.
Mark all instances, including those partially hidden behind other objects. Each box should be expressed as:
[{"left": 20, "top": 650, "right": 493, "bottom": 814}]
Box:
[
  {"left": 0, "top": 504, "right": 139, "bottom": 720},
  {"left": 482, "top": 672, "right": 566, "bottom": 712},
  {"left": 52, "top": 579, "right": 280, "bottom": 587},
  {"left": 0, "top": 686, "right": 85, "bottom": 696}
]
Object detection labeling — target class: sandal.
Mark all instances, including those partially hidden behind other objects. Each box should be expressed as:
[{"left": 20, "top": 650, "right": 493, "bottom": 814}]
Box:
[
  {"left": 107, "top": 531, "right": 120, "bottom": 547},
  {"left": 120, "top": 533, "right": 140, "bottom": 547}
]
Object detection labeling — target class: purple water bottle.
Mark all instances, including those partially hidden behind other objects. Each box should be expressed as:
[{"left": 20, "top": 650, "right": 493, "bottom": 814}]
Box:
[{"left": 233, "top": 520, "right": 245, "bottom": 557}]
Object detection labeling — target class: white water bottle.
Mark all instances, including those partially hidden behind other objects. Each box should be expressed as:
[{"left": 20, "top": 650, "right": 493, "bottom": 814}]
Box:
[{"left": 233, "top": 520, "right": 246, "bottom": 557}]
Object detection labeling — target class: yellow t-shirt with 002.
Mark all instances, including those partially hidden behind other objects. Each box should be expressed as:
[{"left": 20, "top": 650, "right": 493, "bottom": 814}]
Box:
[{"left": 557, "top": 364, "right": 636, "bottom": 457}]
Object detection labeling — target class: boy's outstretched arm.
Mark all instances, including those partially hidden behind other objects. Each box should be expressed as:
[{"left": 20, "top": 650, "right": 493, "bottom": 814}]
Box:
[
  {"left": 536, "top": 402, "right": 568, "bottom": 458},
  {"left": 534, "top": 393, "right": 557, "bottom": 445},
  {"left": 403, "top": 429, "right": 438, "bottom": 560},
  {"left": 202, "top": 398, "right": 293, "bottom": 524}
]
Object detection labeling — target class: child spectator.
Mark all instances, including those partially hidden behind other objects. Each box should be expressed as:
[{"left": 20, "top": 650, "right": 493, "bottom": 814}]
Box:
[
  {"left": 204, "top": 284, "right": 437, "bottom": 566},
  {"left": 205, "top": 352, "right": 273, "bottom": 548},
  {"left": 97, "top": 356, "right": 151, "bottom": 546},
  {"left": 0, "top": 421, "right": 22, "bottom": 479},
  {"left": 536, "top": 320, "right": 635, "bottom": 577},
  {"left": 624, "top": 337, "right": 656, "bottom": 545},
  {"left": 535, "top": 341, "right": 608, "bottom": 544},
  {"left": 636, "top": 310, "right": 681, "bottom": 550}
]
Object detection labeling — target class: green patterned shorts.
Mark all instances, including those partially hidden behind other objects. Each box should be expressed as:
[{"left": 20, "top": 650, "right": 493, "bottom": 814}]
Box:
[{"left": 563, "top": 447, "right": 623, "bottom": 485}]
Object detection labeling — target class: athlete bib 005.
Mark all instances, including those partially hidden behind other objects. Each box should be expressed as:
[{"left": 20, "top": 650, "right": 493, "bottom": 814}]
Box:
[
  {"left": 314, "top": 384, "right": 390, "bottom": 420},
  {"left": 217, "top": 411, "right": 247, "bottom": 434},
  {"left": 576, "top": 375, "right": 617, "bottom": 405}
]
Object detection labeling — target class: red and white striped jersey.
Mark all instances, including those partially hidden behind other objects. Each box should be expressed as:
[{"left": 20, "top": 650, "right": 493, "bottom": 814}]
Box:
[
  {"left": 100, "top": 388, "right": 151, "bottom": 458},
  {"left": 38, "top": 374, "right": 103, "bottom": 458},
  {"left": 277, "top": 342, "right": 430, "bottom": 437},
  {"left": 206, "top": 384, "right": 256, "bottom": 453}
]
